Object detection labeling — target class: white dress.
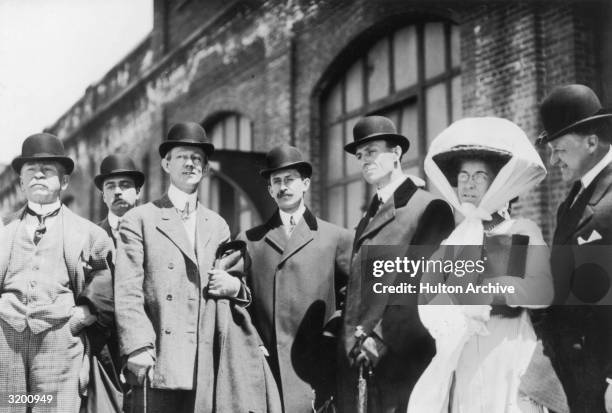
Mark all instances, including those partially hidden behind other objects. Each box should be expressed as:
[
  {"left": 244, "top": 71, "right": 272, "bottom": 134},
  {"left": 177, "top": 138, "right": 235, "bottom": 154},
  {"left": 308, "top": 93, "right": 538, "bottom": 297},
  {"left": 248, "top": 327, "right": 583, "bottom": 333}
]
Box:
[{"left": 407, "top": 218, "right": 553, "bottom": 413}]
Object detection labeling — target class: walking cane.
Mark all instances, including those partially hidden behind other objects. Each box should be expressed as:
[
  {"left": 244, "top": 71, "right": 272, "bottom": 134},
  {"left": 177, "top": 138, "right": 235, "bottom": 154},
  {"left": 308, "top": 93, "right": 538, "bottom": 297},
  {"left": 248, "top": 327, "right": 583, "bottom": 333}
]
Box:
[{"left": 355, "top": 326, "right": 368, "bottom": 413}]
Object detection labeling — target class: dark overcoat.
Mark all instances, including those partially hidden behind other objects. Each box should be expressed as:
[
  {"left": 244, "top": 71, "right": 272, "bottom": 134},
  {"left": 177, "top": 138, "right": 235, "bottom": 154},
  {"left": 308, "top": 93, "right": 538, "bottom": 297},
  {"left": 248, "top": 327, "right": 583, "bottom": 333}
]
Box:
[
  {"left": 238, "top": 208, "right": 353, "bottom": 412},
  {"left": 538, "top": 163, "right": 612, "bottom": 413},
  {"left": 338, "top": 177, "right": 454, "bottom": 413}
]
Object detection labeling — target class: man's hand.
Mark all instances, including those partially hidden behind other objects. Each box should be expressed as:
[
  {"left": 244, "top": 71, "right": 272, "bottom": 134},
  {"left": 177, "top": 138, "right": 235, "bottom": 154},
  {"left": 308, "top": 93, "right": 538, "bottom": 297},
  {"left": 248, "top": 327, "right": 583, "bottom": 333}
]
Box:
[
  {"left": 72, "top": 305, "right": 97, "bottom": 326},
  {"left": 68, "top": 305, "right": 97, "bottom": 335},
  {"left": 126, "top": 348, "right": 155, "bottom": 385},
  {"left": 207, "top": 269, "right": 240, "bottom": 297},
  {"left": 605, "top": 382, "right": 612, "bottom": 413},
  {"left": 353, "top": 336, "right": 386, "bottom": 369}
]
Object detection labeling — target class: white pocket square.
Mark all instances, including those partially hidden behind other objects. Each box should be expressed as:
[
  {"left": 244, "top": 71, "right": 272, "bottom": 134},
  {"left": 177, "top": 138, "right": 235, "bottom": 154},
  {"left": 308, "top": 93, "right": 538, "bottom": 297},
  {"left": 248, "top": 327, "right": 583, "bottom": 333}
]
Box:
[{"left": 577, "top": 230, "right": 602, "bottom": 245}]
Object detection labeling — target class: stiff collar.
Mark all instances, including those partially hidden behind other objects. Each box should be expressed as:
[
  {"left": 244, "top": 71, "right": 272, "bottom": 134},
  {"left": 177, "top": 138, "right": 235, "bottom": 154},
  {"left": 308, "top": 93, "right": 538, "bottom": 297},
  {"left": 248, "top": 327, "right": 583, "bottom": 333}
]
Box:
[
  {"left": 377, "top": 174, "right": 409, "bottom": 203},
  {"left": 279, "top": 201, "right": 306, "bottom": 228},
  {"left": 581, "top": 145, "right": 612, "bottom": 189},
  {"left": 108, "top": 211, "right": 121, "bottom": 230},
  {"left": 27, "top": 199, "right": 61, "bottom": 215},
  {"left": 168, "top": 184, "right": 198, "bottom": 213}
]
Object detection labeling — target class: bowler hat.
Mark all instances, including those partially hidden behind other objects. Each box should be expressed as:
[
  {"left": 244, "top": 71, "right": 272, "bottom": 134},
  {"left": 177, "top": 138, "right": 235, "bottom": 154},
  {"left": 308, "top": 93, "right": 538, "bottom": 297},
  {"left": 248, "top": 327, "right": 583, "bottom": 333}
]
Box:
[
  {"left": 344, "top": 116, "right": 410, "bottom": 154},
  {"left": 12, "top": 133, "right": 74, "bottom": 174},
  {"left": 537, "top": 84, "right": 612, "bottom": 145},
  {"left": 259, "top": 144, "right": 312, "bottom": 179},
  {"left": 158, "top": 122, "right": 215, "bottom": 158},
  {"left": 94, "top": 154, "right": 146, "bottom": 190}
]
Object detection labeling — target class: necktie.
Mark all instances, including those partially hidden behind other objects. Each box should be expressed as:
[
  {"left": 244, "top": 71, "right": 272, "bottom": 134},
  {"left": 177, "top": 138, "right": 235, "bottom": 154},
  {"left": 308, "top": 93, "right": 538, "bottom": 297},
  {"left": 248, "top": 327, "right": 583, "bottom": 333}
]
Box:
[
  {"left": 26, "top": 206, "right": 61, "bottom": 245},
  {"left": 179, "top": 201, "right": 190, "bottom": 220},
  {"left": 568, "top": 181, "right": 583, "bottom": 208},
  {"left": 366, "top": 195, "right": 382, "bottom": 220},
  {"left": 289, "top": 215, "right": 296, "bottom": 234}
]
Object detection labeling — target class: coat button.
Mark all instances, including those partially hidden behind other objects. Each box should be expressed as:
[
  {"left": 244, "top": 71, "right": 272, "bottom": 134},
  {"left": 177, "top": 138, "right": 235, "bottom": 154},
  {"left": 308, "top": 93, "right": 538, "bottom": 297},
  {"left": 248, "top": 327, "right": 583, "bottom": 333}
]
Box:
[
  {"left": 165, "top": 329, "right": 171, "bottom": 334},
  {"left": 168, "top": 263, "right": 174, "bottom": 269},
  {"left": 166, "top": 294, "right": 173, "bottom": 301}
]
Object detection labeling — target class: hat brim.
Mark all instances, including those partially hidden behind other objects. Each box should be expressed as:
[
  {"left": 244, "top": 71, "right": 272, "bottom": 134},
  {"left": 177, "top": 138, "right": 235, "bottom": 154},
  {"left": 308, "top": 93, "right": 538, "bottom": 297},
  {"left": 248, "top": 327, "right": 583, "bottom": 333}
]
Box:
[
  {"left": 158, "top": 141, "right": 215, "bottom": 158},
  {"left": 260, "top": 161, "right": 313, "bottom": 179},
  {"left": 432, "top": 145, "right": 512, "bottom": 185},
  {"left": 537, "top": 110, "right": 612, "bottom": 146},
  {"left": 12, "top": 156, "right": 74, "bottom": 175},
  {"left": 344, "top": 133, "right": 410, "bottom": 155},
  {"left": 94, "top": 170, "right": 146, "bottom": 191}
]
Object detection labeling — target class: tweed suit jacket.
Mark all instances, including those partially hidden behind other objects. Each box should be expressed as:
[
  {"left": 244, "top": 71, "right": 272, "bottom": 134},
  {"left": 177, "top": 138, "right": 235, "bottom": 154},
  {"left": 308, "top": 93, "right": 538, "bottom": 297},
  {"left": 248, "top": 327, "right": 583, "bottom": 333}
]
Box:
[
  {"left": 539, "top": 163, "right": 612, "bottom": 412},
  {"left": 0, "top": 205, "right": 114, "bottom": 333},
  {"left": 237, "top": 208, "right": 353, "bottom": 412},
  {"left": 339, "top": 177, "right": 454, "bottom": 413},
  {"left": 114, "top": 194, "right": 247, "bottom": 390}
]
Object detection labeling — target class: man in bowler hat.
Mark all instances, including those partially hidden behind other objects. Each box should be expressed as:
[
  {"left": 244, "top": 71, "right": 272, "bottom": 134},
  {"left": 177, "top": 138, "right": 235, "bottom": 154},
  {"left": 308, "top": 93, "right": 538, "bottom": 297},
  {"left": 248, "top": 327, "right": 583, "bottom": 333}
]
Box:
[
  {"left": 95, "top": 154, "right": 145, "bottom": 246},
  {"left": 237, "top": 144, "right": 353, "bottom": 412},
  {"left": 114, "top": 122, "right": 250, "bottom": 412},
  {"left": 0, "top": 133, "right": 114, "bottom": 412},
  {"left": 338, "top": 116, "right": 454, "bottom": 412},
  {"left": 537, "top": 84, "right": 612, "bottom": 413}
]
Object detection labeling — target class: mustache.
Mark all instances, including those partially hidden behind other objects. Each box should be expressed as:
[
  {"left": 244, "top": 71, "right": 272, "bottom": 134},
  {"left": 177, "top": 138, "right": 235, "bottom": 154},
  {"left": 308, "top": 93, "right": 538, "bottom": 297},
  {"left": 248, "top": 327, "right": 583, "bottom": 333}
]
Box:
[{"left": 276, "top": 191, "right": 292, "bottom": 198}]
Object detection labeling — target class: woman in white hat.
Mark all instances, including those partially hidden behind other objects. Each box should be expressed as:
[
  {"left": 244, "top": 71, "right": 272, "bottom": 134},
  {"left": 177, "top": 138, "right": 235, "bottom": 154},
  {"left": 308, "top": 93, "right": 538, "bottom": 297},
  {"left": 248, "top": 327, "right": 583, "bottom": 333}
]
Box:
[{"left": 407, "top": 117, "right": 568, "bottom": 413}]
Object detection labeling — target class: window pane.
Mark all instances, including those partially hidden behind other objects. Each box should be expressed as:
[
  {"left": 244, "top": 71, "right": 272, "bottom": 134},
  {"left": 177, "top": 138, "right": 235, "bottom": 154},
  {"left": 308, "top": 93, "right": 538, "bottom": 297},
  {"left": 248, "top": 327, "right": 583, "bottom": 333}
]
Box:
[
  {"left": 424, "top": 23, "right": 445, "bottom": 79},
  {"left": 393, "top": 26, "right": 418, "bottom": 90},
  {"left": 400, "top": 104, "right": 419, "bottom": 163},
  {"left": 211, "top": 124, "right": 223, "bottom": 148},
  {"left": 404, "top": 165, "right": 423, "bottom": 180},
  {"left": 452, "top": 75, "right": 462, "bottom": 121},
  {"left": 345, "top": 60, "right": 364, "bottom": 112},
  {"left": 224, "top": 115, "right": 238, "bottom": 149},
  {"left": 345, "top": 117, "right": 362, "bottom": 176},
  {"left": 347, "top": 180, "right": 366, "bottom": 229},
  {"left": 327, "top": 123, "right": 344, "bottom": 181},
  {"left": 239, "top": 116, "right": 252, "bottom": 151},
  {"left": 425, "top": 83, "right": 448, "bottom": 143},
  {"left": 327, "top": 186, "right": 344, "bottom": 227},
  {"left": 240, "top": 209, "right": 253, "bottom": 232},
  {"left": 367, "top": 38, "right": 390, "bottom": 102},
  {"left": 325, "top": 83, "right": 343, "bottom": 122},
  {"left": 380, "top": 108, "right": 400, "bottom": 130},
  {"left": 451, "top": 24, "right": 461, "bottom": 68}
]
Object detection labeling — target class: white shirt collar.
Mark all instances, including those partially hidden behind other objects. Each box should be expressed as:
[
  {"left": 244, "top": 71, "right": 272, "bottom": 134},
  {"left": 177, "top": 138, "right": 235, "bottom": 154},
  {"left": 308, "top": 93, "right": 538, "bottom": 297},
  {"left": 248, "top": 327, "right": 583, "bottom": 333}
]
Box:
[
  {"left": 168, "top": 184, "right": 198, "bottom": 213},
  {"left": 581, "top": 145, "right": 612, "bottom": 189},
  {"left": 27, "top": 199, "right": 61, "bottom": 215},
  {"left": 376, "top": 174, "right": 409, "bottom": 203},
  {"left": 279, "top": 201, "right": 306, "bottom": 228},
  {"left": 108, "top": 211, "right": 121, "bottom": 230}
]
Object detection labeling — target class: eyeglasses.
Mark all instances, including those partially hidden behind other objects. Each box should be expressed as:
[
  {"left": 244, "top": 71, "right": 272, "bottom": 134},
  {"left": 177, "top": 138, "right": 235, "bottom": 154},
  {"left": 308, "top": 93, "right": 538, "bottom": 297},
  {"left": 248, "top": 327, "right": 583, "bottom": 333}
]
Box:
[
  {"left": 174, "top": 154, "right": 204, "bottom": 166},
  {"left": 457, "top": 171, "right": 491, "bottom": 185},
  {"left": 270, "top": 176, "right": 300, "bottom": 188}
]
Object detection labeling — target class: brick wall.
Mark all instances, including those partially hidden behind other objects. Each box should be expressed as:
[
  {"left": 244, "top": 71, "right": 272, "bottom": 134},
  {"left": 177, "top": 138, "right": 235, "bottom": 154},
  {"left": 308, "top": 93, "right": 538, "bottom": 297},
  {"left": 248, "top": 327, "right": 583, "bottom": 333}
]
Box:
[{"left": 0, "top": 0, "right": 607, "bottom": 239}]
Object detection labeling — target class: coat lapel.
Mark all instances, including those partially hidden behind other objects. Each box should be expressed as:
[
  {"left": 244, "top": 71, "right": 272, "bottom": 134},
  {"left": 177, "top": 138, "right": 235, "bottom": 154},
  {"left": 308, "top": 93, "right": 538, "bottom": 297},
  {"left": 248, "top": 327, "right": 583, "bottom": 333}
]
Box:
[
  {"left": 0, "top": 207, "right": 24, "bottom": 288},
  {"left": 62, "top": 206, "right": 88, "bottom": 292},
  {"left": 155, "top": 195, "right": 198, "bottom": 265},
  {"left": 278, "top": 209, "right": 316, "bottom": 266},
  {"left": 355, "top": 178, "right": 418, "bottom": 248},
  {"left": 264, "top": 211, "right": 288, "bottom": 254},
  {"left": 556, "top": 165, "right": 612, "bottom": 243},
  {"left": 195, "top": 204, "right": 213, "bottom": 277}
]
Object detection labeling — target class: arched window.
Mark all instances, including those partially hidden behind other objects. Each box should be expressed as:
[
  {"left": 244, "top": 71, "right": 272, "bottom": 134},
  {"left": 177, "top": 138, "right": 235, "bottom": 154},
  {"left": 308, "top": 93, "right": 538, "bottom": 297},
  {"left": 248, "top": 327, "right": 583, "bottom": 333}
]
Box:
[
  {"left": 321, "top": 21, "right": 461, "bottom": 228},
  {"left": 202, "top": 112, "right": 259, "bottom": 235},
  {"left": 208, "top": 112, "right": 253, "bottom": 151}
]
